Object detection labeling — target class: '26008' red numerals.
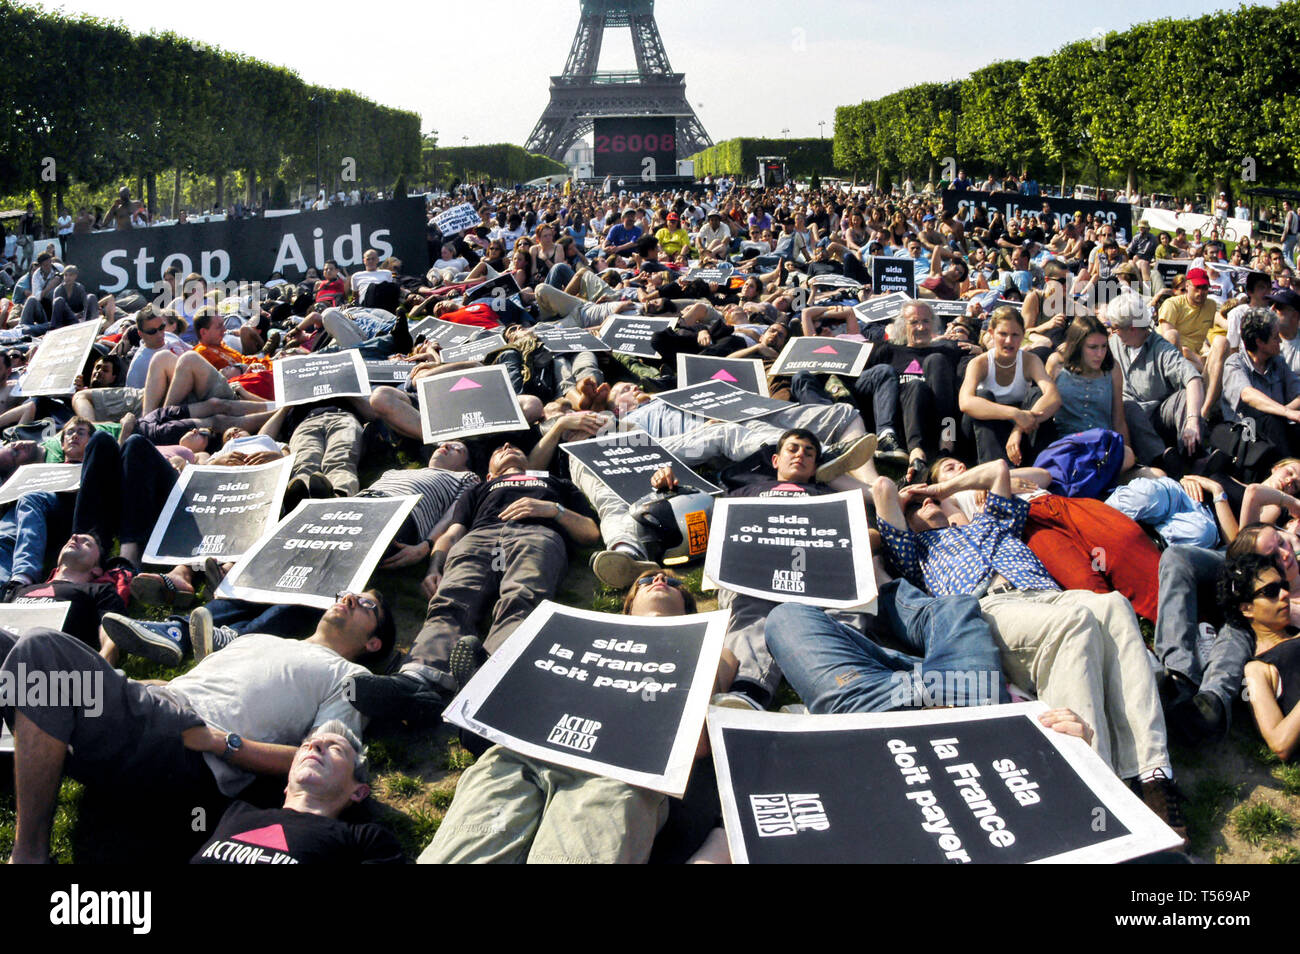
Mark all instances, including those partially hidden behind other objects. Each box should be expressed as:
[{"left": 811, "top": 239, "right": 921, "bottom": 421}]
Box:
[{"left": 595, "top": 134, "right": 675, "bottom": 153}]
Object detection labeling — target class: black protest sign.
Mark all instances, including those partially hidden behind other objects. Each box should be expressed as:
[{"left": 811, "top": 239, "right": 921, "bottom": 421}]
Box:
[
  {"left": 942, "top": 189, "right": 1134, "bottom": 235},
  {"left": 273, "top": 351, "right": 370, "bottom": 407},
  {"left": 705, "top": 491, "right": 876, "bottom": 608},
  {"left": 709, "top": 703, "right": 1184, "bottom": 864},
  {"left": 66, "top": 196, "right": 430, "bottom": 294},
  {"left": 561, "top": 429, "right": 722, "bottom": 505},
  {"left": 852, "top": 291, "right": 911, "bottom": 326},
  {"left": 408, "top": 316, "right": 480, "bottom": 348},
  {"left": 676, "top": 354, "right": 769, "bottom": 396},
  {"left": 439, "top": 333, "right": 508, "bottom": 363},
  {"left": 655, "top": 381, "right": 791, "bottom": 423},
  {"left": 770, "top": 337, "right": 872, "bottom": 377},
  {"left": 0, "top": 464, "right": 81, "bottom": 505},
  {"left": 364, "top": 360, "right": 416, "bottom": 388},
  {"left": 872, "top": 257, "right": 917, "bottom": 297},
  {"left": 599, "top": 316, "right": 674, "bottom": 358},
  {"left": 1154, "top": 259, "right": 1191, "bottom": 288},
  {"left": 216, "top": 495, "right": 418, "bottom": 609},
  {"left": 0, "top": 602, "right": 71, "bottom": 634},
  {"left": 463, "top": 271, "right": 521, "bottom": 307},
  {"left": 534, "top": 325, "right": 613, "bottom": 354},
  {"left": 416, "top": 365, "right": 528, "bottom": 444},
  {"left": 143, "top": 456, "right": 294, "bottom": 565},
  {"left": 927, "top": 300, "right": 969, "bottom": 324},
  {"left": 443, "top": 601, "right": 728, "bottom": 795},
  {"left": 18, "top": 322, "right": 100, "bottom": 396},
  {"left": 685, "top": 266, "right": 733, "bottom": 284},
  {"left": 433, "top": 203, "right": 479, "bottom": 236}
]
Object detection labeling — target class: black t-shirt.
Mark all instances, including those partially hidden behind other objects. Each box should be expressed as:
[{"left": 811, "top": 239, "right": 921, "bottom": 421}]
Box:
[
  {"left": 191, "top": 801, "right": 404, "bottom": 864},
  {"left": 729, "top": 479, "right": 829, "bottom": 498},
  {"left": 868, "top": 340, "right": 964, "bottom": 384},
  {"left": 13, "top": 579, "right": 125, "bottom": 648},
  {"left": 447, "top": 471, "right": 595, "bottom": 535}
]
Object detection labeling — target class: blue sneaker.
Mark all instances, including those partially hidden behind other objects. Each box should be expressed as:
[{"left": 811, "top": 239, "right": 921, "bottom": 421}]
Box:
[{"left": 101, "top": 613, "right": 189, "bottom": 666}]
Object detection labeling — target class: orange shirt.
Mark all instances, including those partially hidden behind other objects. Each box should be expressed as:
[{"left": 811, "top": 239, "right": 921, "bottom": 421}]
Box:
[{"left": 196, "top": 341, "right": 271, "bottom": 372}]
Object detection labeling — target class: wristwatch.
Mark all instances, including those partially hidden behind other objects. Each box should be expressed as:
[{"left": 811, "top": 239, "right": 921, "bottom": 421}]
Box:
[
  {"left": 1213, "top": 492, "right": 1228, "bottom": 503},
  {"left": 219, "top": 732, "right": 243, "bottom": 762},
  {"left": 554, "top": 502, "right": 566, "bottom": 518}
]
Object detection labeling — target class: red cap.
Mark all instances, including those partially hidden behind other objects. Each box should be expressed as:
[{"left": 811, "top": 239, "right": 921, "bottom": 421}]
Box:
[
  {"left": 667, "top": 212, "right": 680, "bottom": 221},
  {"left": 1186, "top": 267, "right": 1210, "bottom": 287}
]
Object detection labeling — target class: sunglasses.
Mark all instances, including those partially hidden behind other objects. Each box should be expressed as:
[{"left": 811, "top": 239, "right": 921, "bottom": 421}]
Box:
[
  {"left": 336, "top": 590, "right": 379, "bottom": 611},
  {"left": 634, "top": 574, "right": 686, "bottom": 590},
  {"left": 1253, "top": 581, "right": 1287, "bottom": 601},
  {"left": 141, "top": 324, "right": 165, "bottom": 334}
]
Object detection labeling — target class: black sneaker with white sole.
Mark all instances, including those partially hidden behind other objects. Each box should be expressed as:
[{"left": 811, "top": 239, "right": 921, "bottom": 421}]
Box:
[
  {"left": 349, "top": 672, "right": 450, "bottom": 728},
  {"left": 101, "top": 613, "right": 189, "bottom": 666},
  {"left": 450, "top": 635, "right": 486, "bottom": 691}
]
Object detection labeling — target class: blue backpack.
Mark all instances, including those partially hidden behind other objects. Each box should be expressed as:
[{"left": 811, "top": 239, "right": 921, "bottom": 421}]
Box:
[{"left": 1032, "top": 428, "right": 1126, "bottom": 499}]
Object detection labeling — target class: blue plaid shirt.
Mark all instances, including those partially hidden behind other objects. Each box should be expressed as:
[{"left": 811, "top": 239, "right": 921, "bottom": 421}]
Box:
[{"left": 878, "top": 493, "right": 1059, "bottom": 597}]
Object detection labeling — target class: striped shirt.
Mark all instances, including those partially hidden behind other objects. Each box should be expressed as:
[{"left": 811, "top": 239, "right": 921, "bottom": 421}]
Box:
[{"left": 363, "top": 468, "right": 480, "bottom": 540}]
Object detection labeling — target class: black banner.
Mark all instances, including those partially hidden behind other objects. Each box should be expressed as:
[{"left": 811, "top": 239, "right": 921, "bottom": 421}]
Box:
[
  {"left": 443, "top": 601, "right": 727, "bottom": 795},
  {"left": 215, "top": 495, "right": 417, "bottom": 609},
  {"left": 144, "top": 457, "right": 292, "bottom": 564},
  {"left": 942, "top": 189, "right": 1134, "bottom": 234},
  {"left": 273, "top": 351, "right": 370, "bottom": 407},
  {"left": 561, "top": 429, "right": 722, "bottom": 505},
  {"left": 599, "top": 316, "right": 674, "bottom": 358},
  {"left": 364, "top": 360, "right": 417, "bottom": 388},
  {"left": 655, "top": 381, "right": 791, "bottom": 423},
  {"left": 872, "top": 256, "right": 917, "bottom": 297},
  {"left": 704, "top": 491, "right": 876, "bottom": 608},
  {"left": 65, "top": 196, "right": 430, "bottom": 294},
  {"left": 416, "top": 365, "right": 529, "bottom": 444},
  {"left": 676, "top": 354, "right": 769, "bottom": 396},
  {"left": 709, "top": 704, "right": 1182, "bottom": 864},
  {"left": 770, "top": 337, "right": 872, "bottom": 377}
]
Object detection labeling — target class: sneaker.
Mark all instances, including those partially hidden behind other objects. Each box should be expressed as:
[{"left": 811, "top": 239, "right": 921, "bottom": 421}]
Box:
[
  {"left": 283, "top": 475, "right": 312, "bottom": 514},
  {"left": 590, "top": 549, "right": 660, "bottom": 589},
  {"left": 710, "top": 691, "right": 764, "bottom": 711},
  {"left": 1138, "top": 770, "right": 1189, "bottom": 845},
  {"left": 779, "top": 703, "right": 809, "bottom": 715},
  {"left": 450, "top": 635, "right": 486, "bottom": 691},
  {"left": 875, "top": 431, "right": 908, "bottom": 462},
  {"left": 101, "top": 613, "right": 188, "bottom": 666},
  {"left": 307, "top": 472, "right": 334, "bottom": 498},
  {"left": 189, "top": 606, "right": 239, "bottom": 664},
  {"left": 349, "top": 672, "right": 450, "bottom": 728},
  {"left": 815, "top": 434, "right": 877, "bottom": 483}
]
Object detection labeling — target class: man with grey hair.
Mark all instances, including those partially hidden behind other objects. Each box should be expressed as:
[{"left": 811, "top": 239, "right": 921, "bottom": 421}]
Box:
[
  {"left": 1108, "top": 290, "right": 1206, "bottom": 469},
  {"left": 192, "top": 719, "right": 404, "bottom": 864},
  {"left": 1219, "top": 306, "right": 1300, "bottom": 459}
]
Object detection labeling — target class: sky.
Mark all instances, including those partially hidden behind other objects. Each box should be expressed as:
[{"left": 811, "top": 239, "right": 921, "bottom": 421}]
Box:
[{"left": 35, "top": 0, "right": 1276, "bottom": 149}]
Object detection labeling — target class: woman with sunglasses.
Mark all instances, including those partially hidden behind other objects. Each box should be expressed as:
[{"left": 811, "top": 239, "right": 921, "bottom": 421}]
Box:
[{"left": 1222, "top": 554, "right": 1300, "bottom": 759}]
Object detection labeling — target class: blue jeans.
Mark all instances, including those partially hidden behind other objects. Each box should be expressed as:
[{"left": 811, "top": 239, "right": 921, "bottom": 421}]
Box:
[
  {"left": 1105, "top": 477, "right": 1219, "bottom": 548},
  {"left": 0, "top": 492, "right": 63, "bottom": 583},
  {"left": 1154, "top": 545, "right": 1255, "bottom": 714},
  {"left": 205, "top": 598, "right": 322, "bottom": 638},
  {"left": 765, "top": 580, "right": 1006, "bottom": 713},
  {"left": 546, "top": 263, "right": 575, "bottom": 288}
]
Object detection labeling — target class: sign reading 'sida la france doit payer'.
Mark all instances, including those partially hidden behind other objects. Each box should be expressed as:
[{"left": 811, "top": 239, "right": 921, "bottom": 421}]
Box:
[
  {"left": 770, "top": 337, "right": 872, "bottom": 377},
  {"left": 416, "top": 364, "right": 529, "bottom": 444},
  {"left": 851, "top": 291, "right": 911, "bottom": 327},
  {"left": 444, "top": 601, "right": 728, "bottom": 796},
  {"left": 705, "top": 490, "right": 877, "bottom": 608},
  {"left": 655, "top": 380, "right": 791, "bottom": 423},
  {"left": 709, "top": 703, "right": 1184, "bottom": 864},
  {"left": 561, "top": 429, "right": 722, "bottom": 506},
  {"left": 143, "top": 456, "right": 294, "bottom": 565},
  {"left": 215, "top": 495, "right": 418, "bottom": 609},
  {"left": 273, "top": 351, "right": 370, "bottom": 407}
]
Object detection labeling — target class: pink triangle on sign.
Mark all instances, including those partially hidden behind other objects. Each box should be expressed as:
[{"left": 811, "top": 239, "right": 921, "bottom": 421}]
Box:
[
  {"left": 232, "top": 824, "right": 290, "bottom": 852},
  {"left": 903, "top": 359, "right": 923, "bottom": 375},
  {"left": 449, "top": 377, "right": 482, "bottom": 392},
  {"left": 812, "top": 345, "right": 839, "bottom": 354},
  {"left": 710, "top": 369, "right": 738, "bottom": 382}
]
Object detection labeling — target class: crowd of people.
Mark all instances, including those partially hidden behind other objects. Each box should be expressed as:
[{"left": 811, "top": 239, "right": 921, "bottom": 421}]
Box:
[{"left": 3, "top": 172, "right": 1300, "bottom": 865}]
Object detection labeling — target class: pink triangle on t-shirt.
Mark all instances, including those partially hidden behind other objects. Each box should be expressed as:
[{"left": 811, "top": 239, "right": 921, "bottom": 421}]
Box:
[
  {"left": 903, "top": 359, "right": 923, "bottom": 375},
  {"left": 812, "top": 345, "right": 839, "bottom": 354},
  {"left": 773, "top": 483, "right": 806, "bottom": 492},
  {"left": 449, "top": 376, "right": 482, "bottom": 392},
  {"left": 232, "top": 824, "right": 290, "bottom": 852},
  {"left": 710, "top": 369, "right": 738, "bottom": 382}
]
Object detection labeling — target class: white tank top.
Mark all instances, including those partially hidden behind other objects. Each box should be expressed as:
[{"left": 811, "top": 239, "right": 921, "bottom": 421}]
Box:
[{"left": 983, "top": 350, "right": 1028, "bottom": 404}]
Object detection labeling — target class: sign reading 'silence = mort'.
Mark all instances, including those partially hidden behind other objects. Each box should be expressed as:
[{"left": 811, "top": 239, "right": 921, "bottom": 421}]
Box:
[
  {"left": 655, "top": 380, "right": 790, "bottom": 424},
  {"left": 872, "top": 256, "right": 917, "bottom": 297},
  {"left": 676, "top": 354, "right": 769, "bottom": 397},
  {"left": 17, "top": 322, "right": 100, "bottom": 396},
  {"left": 708, "top": 703, "right": 1185, "bottom": 864},
  {"left": 705, "top": 490, "right": 877, "bottom": 608},
  {"left": 534, "top": 326, "right": 613, "bottom": 354},
  {"left": 416, "top": 364, "right": 529, "bottom": 444},
  {"left": 273, "top": 351, "right": 370, "bottom": 408},
  {"left": 599, "top": 316, "right": 674, "bottom": 358},
  {"left": 438, "top": 333, "right": 508, "bottom": 364},
  {"left": 144, "top": 456, "right": 294, "bottom": 565},
  {"left": 215, "top": 495, "right": 418, "bottom": 609},
  {"left": 443, "top": 601, "right": 729, "bottom": 796},
  {"left": 770, "top": 338, "right": 872, "bottom": 377},
  {"left": 561, "top": 428, "right": 722, "bottom": 506},
  {"left": 0, "top": 463, "right": 82, "bottom": 506},
  {"left": 432, "top": 203, "right": 480, "bottom": 236},
  {"left": 852, "top": 291, "right": 911, "bottom": 326}
]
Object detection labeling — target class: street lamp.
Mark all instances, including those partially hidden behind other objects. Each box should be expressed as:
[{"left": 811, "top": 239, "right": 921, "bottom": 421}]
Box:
[
  {"left": 818, "top": 121, "right": 826, "bottom": 139},
  {"left": 781, "top": 127, "right": 790, "bottom": 137}
]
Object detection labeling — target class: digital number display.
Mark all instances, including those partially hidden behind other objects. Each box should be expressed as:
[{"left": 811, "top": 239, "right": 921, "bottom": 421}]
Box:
[{"left": 593, "top": 116, "right": 677, "bottom": 179}]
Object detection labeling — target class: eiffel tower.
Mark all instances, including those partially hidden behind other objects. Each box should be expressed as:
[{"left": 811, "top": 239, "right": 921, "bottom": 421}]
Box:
[{"left": 525, "top": 0, "right": 712, "bottom": 163}]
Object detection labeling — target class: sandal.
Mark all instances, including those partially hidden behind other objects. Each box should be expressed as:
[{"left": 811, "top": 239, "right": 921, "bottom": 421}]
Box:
[{"left": 130, "top": 573, "right": 197, "bottom": 609}]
